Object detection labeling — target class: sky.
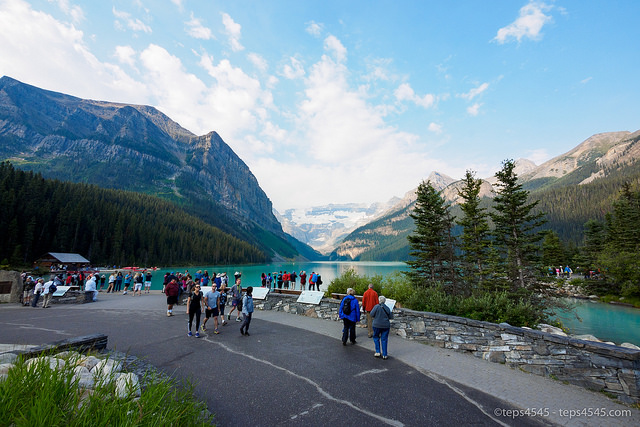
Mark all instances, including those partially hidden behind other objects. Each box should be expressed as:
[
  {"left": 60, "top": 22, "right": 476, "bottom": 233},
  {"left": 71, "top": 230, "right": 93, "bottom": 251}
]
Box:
[{"left": 0, "top": 1, "right": 639, "bottom": 212}]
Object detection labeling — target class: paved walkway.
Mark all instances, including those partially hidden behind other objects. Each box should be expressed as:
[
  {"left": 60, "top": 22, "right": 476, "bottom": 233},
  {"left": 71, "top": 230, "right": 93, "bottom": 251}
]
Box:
[{"left": 1, "top": 292, "right": 639, "bottom": 426}]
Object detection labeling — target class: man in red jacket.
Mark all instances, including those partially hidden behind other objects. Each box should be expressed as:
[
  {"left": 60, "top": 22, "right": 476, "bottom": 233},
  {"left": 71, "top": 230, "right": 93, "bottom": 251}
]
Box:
[
  {"left": 165, "top": 279, "right": 180, "bottom": 317},
  {"left": 362, "top": 283, "right": 379, "bottom": 338}
]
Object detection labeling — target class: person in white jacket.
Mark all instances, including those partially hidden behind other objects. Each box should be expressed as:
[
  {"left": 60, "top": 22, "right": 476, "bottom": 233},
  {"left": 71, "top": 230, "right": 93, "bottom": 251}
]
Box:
[{"left": 85, "top": 273, "right": 98, "bottom": 302}]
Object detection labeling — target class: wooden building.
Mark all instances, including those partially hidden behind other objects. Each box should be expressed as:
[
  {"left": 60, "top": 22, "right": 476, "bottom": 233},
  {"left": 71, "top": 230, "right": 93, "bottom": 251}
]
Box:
[{"left": 33, "top": 252, "right": 90, "bottom": 271}]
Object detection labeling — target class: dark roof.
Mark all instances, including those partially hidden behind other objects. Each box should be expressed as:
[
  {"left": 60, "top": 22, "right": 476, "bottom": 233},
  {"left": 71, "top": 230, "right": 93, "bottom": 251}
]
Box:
[{"left": 40, "top": 253, "right": 90, "bottom": 264}]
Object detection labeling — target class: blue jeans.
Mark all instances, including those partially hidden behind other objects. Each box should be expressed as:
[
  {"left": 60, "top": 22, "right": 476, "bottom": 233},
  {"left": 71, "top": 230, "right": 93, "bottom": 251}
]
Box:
[{"left": 373, "top": 327, "right": 390, "bottom": 356}]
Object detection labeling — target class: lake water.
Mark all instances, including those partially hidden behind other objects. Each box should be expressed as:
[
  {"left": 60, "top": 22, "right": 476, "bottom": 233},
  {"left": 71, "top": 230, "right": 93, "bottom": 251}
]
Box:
[
  {"left": 555, "top": 298, "right": 640, "bottom": 346},
  {"left": 131, "top": 261, "right": 640, "bottom": 346}
]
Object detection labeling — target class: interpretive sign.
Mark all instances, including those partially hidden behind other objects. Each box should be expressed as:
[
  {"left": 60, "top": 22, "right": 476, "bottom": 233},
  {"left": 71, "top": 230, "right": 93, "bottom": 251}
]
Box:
[
  {"left": 252, "top": 287, "right": 269, "bottom": 300},
  {"left": 297, "top": 290, "right": 324, "bottom": 305},
  {"left": 384, "top": 298, "right": 396, "bottom": 311},
  {"left": 53, "top": 286, "right": 71, "bottom": 297}
]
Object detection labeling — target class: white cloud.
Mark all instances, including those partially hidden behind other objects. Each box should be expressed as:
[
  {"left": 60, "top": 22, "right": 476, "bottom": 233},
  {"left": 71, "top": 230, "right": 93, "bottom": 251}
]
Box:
[
  {"left": 48, "top": 0, "right": 84, "bottom": 23},
  {"left": 324, "top": 35, "right": 347, "bottom": 63},
  {"left": 0, "top": 0, "right": 146, "bottom": 103},
  {"left": 248, "top": 52, "right": 268, "bottom": 72},
  {"left": 282, "top": 57, "right": 305, "bottom": 79},
  {"left": 428, "top": 123, "right": 443, "bottom": 134},
  {"left": 250, "top": 51, "right": 449, "bottom": 210},
  {"left": 580, "top": 76, "right": 592, "bottom": 84},
  {"left": 394, "top": 83, "right": 435, "bottom": 108},
  {"left": 112, "top": 7, "right": 152, "bottom": 33},
  {"left": 459, "top": 82, "right": 489, "bottom": 100},
  {"left": 467, "top": 103, "right": 482, "bottom": 116},
  {"left": 114, "top": 45, "right": 137, "bottom": 67},
  {"left": 221, "top": 12, "right": 243, "bottom": 51},
  {"left": 494, "top": 1, "right": 552, "bottom": 44},
  {"left": 185, "top": 13, "right": 212, "bottom": 40},
  {"left": 305, "top": 21, "right": 323, "bottom": 37}
]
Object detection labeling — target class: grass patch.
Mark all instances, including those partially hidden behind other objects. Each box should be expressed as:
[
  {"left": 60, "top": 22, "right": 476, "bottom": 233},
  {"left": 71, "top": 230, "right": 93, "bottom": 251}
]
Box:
[{"left": 0, "top": 353, "right": 213, "bottom": 426}]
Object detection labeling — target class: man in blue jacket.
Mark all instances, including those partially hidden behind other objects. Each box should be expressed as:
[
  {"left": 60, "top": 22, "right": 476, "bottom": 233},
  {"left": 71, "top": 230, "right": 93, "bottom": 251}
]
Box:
[{"left": 339, "top": 288, "right": 361, "bottom": 345}]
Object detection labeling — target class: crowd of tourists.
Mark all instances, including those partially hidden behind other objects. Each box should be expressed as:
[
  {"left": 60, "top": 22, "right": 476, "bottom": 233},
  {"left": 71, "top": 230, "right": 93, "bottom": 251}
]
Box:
[
  {"left": 162, "top": 270, "right": 254, "bottom": 338},
  {"left": 259, "top": 270, "right": 323, "bottom": 291},
  {"left": 20, "top": 269, "right": 395, "bottom": 359}
]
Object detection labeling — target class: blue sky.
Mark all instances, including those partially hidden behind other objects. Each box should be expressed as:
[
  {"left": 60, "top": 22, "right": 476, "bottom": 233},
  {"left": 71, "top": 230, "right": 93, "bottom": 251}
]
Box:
[{"left": 1, "top": 0, "right": 638, "bottom": 211}]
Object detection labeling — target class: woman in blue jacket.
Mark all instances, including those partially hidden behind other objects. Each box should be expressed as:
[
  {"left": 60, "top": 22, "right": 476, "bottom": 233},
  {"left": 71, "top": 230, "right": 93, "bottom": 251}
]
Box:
[
  {"left": 339, "top": 288, "right": 361, "bottom": 345},
  {"left": 370, "top": 296, "right": 393, "bottom": 359}
]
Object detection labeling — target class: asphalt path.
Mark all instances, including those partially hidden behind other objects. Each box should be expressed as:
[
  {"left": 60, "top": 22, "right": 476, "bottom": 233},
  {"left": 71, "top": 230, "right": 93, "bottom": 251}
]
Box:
[{"left": 0, "top": 293, "right": 551, "bottom": 426}]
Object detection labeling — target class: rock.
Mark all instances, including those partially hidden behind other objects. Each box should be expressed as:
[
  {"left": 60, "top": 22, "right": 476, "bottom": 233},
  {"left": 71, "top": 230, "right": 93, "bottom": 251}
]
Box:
[
  {"left": 27, "top": 356, "right": 66, "bottom": 371},
  {"left": 537, "top": 324, "right": 567, "bottom": 336},
  {"left": 56, "top": 350, "right": 81, "bottom": 360},
  {"left": 92, "top": 359, "right": 123, "bottom": 378},
  {"left": 620, "top": 342, "right": 640, "bottom": 350},
  {"left": 115, "top": 372, "right": 141, "bottom": 398},
  {"left": 0, "top": 363, "right": 14, "bottom": 375},
  {"left": 0, "top": 353, "right": 18, "bottom": 364},
  {"left": 77, "top": 355, "right": 101, "bottom": 371},
  {"left": 573, "top": 334, "right": 602, "bottom": 343}
]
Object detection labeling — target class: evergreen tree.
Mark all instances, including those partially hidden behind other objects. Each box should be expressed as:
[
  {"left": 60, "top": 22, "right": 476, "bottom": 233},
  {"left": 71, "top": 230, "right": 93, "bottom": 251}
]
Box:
[
  {"left": 582, "top": 219, "right": 605, "bottom": 270},
  {"left": 456, "top": 170, "right": 491, "bottom": 294},
  {"left": 541, "top": 230, "right": 565, "bottom": 267},
  {"left": 407, "top": 180, "right": 457, "bottom": 291},
  {"left": 491, "top": 159, "right": 546, "bottom": 290}
]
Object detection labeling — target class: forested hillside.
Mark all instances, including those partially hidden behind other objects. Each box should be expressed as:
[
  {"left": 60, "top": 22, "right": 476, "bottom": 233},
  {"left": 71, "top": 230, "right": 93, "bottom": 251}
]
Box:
[
  {"left": 532, "top": 163, "right": 640, "bottom": 244},
  {"left": 0, "top": 162, "right": 268, "bottom": 267}
]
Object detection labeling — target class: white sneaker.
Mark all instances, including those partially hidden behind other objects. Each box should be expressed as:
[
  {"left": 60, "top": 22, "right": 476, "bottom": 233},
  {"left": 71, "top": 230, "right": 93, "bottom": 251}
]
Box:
[{"left": 374, "top": 353, "right": 381, "bottom": 358}]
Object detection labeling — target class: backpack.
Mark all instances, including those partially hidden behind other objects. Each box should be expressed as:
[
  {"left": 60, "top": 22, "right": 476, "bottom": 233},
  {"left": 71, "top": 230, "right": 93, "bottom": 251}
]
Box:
[
  {"left": 49, "top": 283, "right": 57, "bottom": 293},
  {"left": 342, "top": 296, "right": 351, "bottom": 315}
]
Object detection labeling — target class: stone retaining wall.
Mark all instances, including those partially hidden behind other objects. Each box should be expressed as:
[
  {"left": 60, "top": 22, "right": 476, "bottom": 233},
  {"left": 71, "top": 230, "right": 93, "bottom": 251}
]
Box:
[{"left": 257, "top": 293, "right": 640, "bottom": 403}]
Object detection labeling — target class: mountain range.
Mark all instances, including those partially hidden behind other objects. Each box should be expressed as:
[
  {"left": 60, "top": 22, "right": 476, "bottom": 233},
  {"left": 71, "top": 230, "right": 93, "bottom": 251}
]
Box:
[
  {"left": 2, "top": 76, "right": 638, "bottom": 263},
  {"left": 0, "top": 76, "right": 320, "bottom": 261},
  {"left": 329, "top": 130, "right": 640, "bottom": 260}
]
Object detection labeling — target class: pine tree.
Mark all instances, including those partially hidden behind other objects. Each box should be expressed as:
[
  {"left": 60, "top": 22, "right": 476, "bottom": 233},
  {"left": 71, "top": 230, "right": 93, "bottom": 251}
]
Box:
[
  {"left": 491, "top": 159, "right": 546, "bottom": 290},
  {"left": 407, "top": 180, "right": 457, "bottom": 290},
  {"left": 456, "top": 170, "right": 491, "bottom": 294}
]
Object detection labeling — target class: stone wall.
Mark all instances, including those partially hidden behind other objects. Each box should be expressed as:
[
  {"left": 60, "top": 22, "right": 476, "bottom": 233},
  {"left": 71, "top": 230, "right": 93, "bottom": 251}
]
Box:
[{"left": 257, "top": 293, "right": 640, "bottom": 403}]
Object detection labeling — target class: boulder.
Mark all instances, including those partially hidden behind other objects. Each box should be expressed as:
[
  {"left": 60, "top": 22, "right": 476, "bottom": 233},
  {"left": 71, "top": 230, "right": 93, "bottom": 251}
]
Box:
[
  {"left": 92, "top": 359, "right": 123, "bottom": 378},
  {"left": 77, "top": 355, "right": 101, "bottom": 371},
  {"left": 115, "top": 372, "right": 141, "bottom": 398},
  {"left": 0, "top": 363, "right": 14, "bottom": 375},
  {"left": 537, "top": 324, "right": 567, "bottom": 336},
  {"left": 573, "top": 334, "right": 602, "bottom": 343},
  {"left": 620, "top": 342, "right": 640, "bottom": 350}
]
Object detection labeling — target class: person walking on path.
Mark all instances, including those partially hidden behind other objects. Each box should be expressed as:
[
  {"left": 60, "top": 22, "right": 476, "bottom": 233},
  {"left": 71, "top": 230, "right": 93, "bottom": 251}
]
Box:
[
  {"left": 165, "top": 279, "right": 180, "bottom": 317},
  {"left": 339, "top": 288, "right": 360, "bottom": 345},
  {"left": 203, "top": 286, "right": 221, "bottom": 334},
  {"left": 106, "top": 273, "right": 116, "bottom": 293},
  {"left": 144, "top": 270, "right": 153, "bottom": 294},
  {"left": 227, "top": 278, "right": 243, "bottom": 322},
  {"left": 41, "top": 277, "right": 54, "bottom": 308},
  {"left": 133, "top": 272, "right": 143, "bottom": 296},
  {"left": 123, "top": 271, "right": 133, "bottom": 295},
  {"left": 362, "top": 283, "right": 379, "bottom": 338},
  {"left": 31, "top": 278, "right": 44, "bottom": 307},
  {"left": 240, "top": 286, "right": 254, "bottom": 336},
  {"left": 370, "top": 296, "right": 393, "bottom": 359},
  {"left": 186, "top": 284, "right": 203, "bottom": 337}
]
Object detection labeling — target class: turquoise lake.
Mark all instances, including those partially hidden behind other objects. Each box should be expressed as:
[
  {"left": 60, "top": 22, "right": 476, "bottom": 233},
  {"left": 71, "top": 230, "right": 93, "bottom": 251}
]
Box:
[{"left": 127, "top": 261, "right": 640, "bottom": 346}]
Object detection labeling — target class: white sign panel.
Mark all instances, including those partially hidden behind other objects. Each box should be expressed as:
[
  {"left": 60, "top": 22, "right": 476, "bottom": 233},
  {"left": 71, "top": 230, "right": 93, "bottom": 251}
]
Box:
[
  {"left": 52, "top": 286, "right": 71, "bottom": 297},
  {"left": 251, "top": 287, "right": 269, "bottom": 300},
  {"left": 384, "top": 298, "right": 396, "bottom": 311},
  {"left": 297, "top": 290, "right": 324, "bottom": 305}
]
